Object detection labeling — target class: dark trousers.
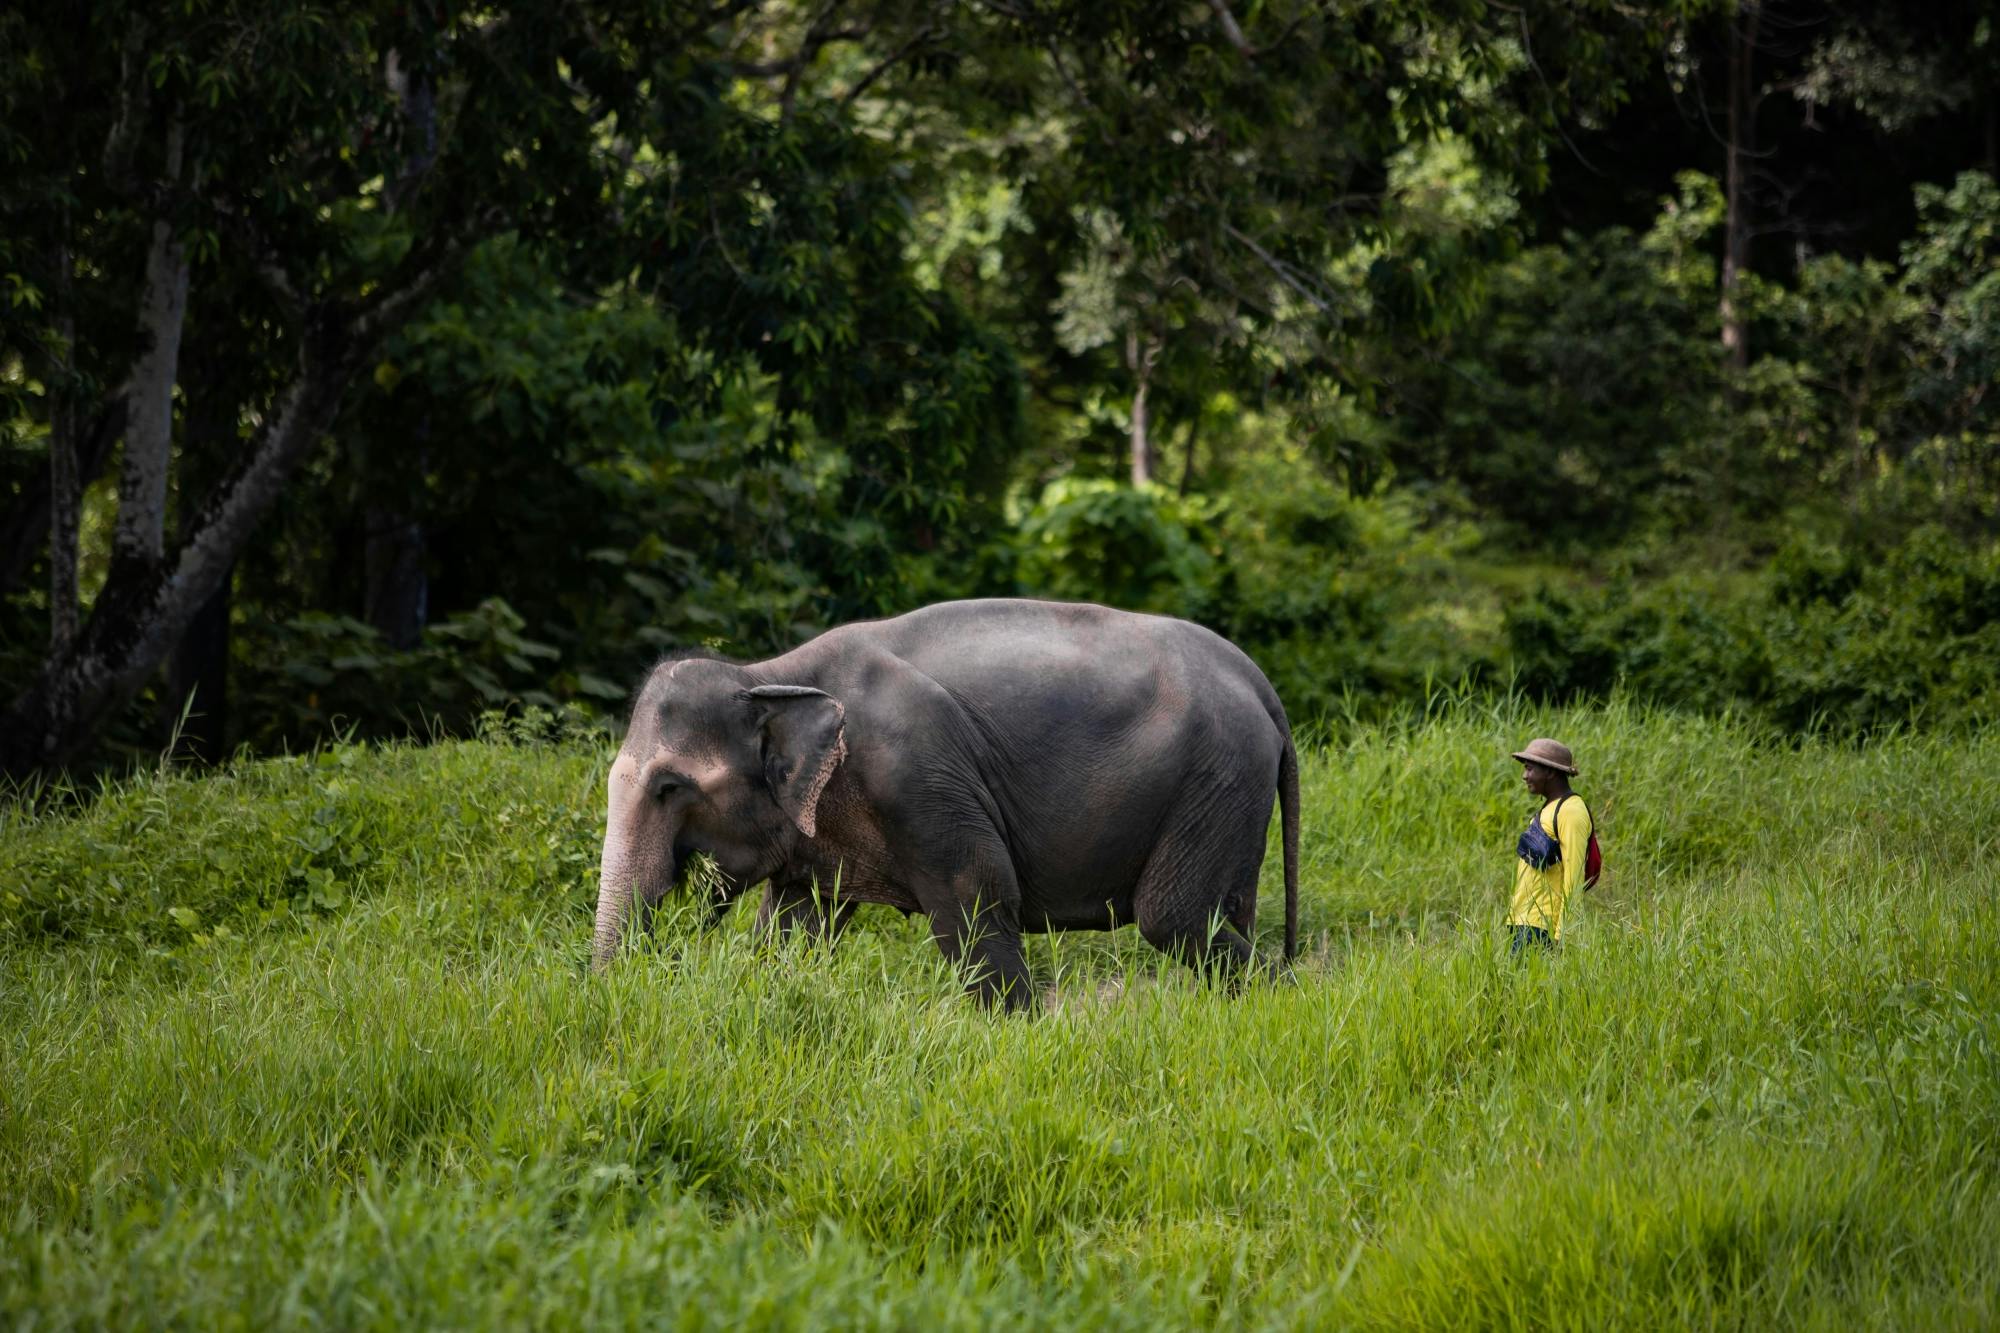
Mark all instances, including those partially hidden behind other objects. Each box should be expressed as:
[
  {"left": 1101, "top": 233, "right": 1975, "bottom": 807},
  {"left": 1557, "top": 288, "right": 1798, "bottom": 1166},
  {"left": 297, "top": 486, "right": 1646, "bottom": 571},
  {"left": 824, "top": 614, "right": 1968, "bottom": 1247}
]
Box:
[{"left": 1509, "top": 925, "right": 1554, "bottom": 955}]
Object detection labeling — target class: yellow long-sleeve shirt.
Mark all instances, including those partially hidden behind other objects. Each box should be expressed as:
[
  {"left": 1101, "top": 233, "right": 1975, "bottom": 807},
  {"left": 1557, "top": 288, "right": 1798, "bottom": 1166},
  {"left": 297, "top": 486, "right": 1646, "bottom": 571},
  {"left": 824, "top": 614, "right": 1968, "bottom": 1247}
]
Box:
[{"left": 1508, "top": 796, "right": 1592, "bottom": 940}]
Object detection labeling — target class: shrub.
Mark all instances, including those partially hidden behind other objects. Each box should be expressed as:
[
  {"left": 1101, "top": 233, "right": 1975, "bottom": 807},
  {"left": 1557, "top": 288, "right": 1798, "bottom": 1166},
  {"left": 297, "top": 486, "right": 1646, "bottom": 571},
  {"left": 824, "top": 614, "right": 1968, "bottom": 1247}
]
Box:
[{"left": 1505, "top": 525, "right": 2000, "bottom": 736}]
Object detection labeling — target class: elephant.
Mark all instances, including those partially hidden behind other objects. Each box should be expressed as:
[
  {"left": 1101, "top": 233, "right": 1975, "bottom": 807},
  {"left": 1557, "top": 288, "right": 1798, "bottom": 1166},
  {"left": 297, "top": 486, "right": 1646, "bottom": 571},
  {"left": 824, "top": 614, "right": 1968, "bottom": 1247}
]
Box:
[{"left": 593, "top": 598, "right": 1300, "bottom": 1009}]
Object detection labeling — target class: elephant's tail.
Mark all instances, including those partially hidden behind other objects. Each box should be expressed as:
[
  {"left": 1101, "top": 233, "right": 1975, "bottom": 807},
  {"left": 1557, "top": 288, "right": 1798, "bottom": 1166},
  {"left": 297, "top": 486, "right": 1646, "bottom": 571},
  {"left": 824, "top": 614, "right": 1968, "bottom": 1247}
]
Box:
[{"left": 1279, "top": 734, "right": 1300, "bottom": 962}]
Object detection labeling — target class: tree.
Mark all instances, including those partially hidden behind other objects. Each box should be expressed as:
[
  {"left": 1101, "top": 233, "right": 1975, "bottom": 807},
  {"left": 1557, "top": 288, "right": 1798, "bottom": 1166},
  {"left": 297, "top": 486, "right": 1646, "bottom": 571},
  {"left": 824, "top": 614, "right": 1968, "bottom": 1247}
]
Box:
[
  {"left": 1, "top": 2, "right": 635, "bottom": 772},
  {"left": 1719, "top": 0, "right": 1761, "bottom": 372},
  {"left": 1, "top": 0, "right": 1665, "bottom": 773},
  {"left": 857, "top": 1, "right": 1663, "bottom": 490},
  {"left": 0, "top": 0, "right": 1010, "bottom": 775}
]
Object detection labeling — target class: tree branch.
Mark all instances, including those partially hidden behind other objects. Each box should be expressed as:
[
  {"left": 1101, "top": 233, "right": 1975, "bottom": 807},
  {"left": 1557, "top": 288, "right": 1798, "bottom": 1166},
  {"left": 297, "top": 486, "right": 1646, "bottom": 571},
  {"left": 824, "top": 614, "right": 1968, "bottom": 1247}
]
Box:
[
  {"left": 101, "top": 24, "right": 149, "bottom": 194},
  {"left": 1205, "top": 0, "right": 1307, "bottom": 60},
  {"left": 731, "top": 24, "right": 871, "bottom": 79},
  {"left": 347, "top": 209, "right": 503, "bottom": 345},
  {"left": 840, "top": 26, "right": 942, "bottom": 107},
  {"left": 1222, "top": 222, "right": 1346, "bottom": 318},
  {"left": 780, "top": 1, "right": 850, "bottom": 118},
  {"left": 1207, "top": 0, "right": 1255, "bottom": 57}
]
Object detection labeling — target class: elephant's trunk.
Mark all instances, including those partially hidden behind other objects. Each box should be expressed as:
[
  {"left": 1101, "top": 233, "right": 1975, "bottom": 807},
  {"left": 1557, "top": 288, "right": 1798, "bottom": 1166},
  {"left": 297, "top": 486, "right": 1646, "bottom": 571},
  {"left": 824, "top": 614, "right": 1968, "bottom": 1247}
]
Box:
[
  {"left": 593, "top": 751, "right": 654, "bottom": 971},
  {"left": 592, "top": 848, "right": 635, "bottom": 971}
]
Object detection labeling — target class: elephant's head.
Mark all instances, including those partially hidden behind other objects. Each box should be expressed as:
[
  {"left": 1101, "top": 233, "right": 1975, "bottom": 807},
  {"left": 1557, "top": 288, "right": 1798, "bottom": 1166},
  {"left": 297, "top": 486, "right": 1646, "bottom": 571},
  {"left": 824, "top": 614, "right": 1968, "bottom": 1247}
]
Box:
[{"left": 593, "top": 656, "right": 847, "bottom": 969}]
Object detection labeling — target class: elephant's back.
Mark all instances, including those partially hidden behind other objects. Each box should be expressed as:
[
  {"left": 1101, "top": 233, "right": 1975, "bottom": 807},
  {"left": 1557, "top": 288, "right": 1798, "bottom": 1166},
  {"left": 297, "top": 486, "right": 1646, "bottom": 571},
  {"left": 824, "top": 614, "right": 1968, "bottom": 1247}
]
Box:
[
  {"left": 883, "top": 598, "right": 1266, "bottom": 689},
  {"left": 864, "top": 597, "right": 1287, "bottom": 766}
]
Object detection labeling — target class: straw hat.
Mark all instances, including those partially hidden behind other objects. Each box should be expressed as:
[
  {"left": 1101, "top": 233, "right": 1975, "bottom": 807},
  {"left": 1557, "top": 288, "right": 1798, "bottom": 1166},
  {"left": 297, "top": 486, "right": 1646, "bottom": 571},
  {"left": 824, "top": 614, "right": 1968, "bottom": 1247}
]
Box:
[{"left": 1510, "top": 737, "right": 1578, "bottom": 776}]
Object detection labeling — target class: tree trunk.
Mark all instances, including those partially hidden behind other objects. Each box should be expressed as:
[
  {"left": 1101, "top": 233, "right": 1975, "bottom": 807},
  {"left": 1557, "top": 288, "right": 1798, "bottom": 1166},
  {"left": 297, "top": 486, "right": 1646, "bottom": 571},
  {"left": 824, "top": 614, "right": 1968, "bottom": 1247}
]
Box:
[
  {"left": 1127, "top": 328, "right": 1160, "bottom": 487},
  {"left": 0, "top": 405, "right": 123, "bottom": 599},
  {"left": 1719, "top": 2, "right": 1759, "bottom": 375},
  {"left": 47, "top": 326, "right": 80, "bottom": 660},
  {"left": 1177, "top": 415, "right": 1202, "bottom": 496},
  {"left": 112, "top": 117, "right": 190, "bottom": 576},
  {"left": 0, "top": 334, "right": 360, "bottom": 777},
  {"left": 2, "top": 198, "right": 480, "bottom": 780}
]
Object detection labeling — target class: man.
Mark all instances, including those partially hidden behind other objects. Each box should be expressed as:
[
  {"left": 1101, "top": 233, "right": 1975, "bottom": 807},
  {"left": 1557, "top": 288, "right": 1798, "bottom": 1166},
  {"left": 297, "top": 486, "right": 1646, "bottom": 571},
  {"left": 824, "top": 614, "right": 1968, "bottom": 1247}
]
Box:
[{"left": 1507, "top": 737, "right": 1594, "bottom": 954}]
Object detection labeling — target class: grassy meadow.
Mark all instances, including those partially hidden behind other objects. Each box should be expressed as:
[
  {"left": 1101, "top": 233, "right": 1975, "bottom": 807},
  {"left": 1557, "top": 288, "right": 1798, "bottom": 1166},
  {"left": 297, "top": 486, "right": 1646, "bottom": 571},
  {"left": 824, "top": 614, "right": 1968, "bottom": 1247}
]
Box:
[{"left": 3, "top": 701, "right": 1997, "bottom": 1329}]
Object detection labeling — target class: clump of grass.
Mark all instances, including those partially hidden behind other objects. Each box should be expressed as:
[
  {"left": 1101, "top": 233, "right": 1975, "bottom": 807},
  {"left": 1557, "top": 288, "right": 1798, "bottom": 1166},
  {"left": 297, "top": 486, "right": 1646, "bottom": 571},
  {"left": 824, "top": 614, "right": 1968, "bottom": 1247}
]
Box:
[{"left": 3, "top": 699, "right": 1997, "bottom": 1328}]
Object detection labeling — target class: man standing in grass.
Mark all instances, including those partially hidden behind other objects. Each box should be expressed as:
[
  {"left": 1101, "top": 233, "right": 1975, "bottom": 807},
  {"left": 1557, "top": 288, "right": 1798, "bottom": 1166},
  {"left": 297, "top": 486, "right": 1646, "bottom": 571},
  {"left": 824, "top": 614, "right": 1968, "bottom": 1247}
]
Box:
[{"left": 1508, "top": 738, "right": 1594, "bottom": 954}]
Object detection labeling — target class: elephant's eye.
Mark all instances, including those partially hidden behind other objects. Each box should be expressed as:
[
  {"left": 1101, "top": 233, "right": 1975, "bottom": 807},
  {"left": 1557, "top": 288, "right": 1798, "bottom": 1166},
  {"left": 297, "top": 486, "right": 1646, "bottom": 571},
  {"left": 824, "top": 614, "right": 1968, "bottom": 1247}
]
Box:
[{"left": 649, "top": 773, "right": 682, "bottom": 802}]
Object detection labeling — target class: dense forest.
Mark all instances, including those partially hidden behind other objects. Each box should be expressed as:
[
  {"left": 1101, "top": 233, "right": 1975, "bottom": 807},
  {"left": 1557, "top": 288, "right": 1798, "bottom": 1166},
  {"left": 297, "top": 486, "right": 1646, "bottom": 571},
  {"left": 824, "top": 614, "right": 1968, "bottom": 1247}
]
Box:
[{"left": 3, "top": 0, "right": 1996, "bottom": 776}]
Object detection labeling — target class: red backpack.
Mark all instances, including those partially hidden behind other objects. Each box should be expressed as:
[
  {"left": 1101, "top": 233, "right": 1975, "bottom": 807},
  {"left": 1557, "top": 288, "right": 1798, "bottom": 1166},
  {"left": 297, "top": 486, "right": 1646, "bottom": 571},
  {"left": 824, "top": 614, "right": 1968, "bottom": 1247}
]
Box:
[{"left": 1552, "top": 795, "right": 1605, "bottom": 890}]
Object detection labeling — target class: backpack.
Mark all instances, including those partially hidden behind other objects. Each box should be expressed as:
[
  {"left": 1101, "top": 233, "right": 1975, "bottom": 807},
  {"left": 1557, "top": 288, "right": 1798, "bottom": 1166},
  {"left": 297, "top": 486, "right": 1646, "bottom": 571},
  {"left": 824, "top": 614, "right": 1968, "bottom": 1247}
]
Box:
[
  {"left": 1560, "top": 792, "right": 1608, "bottom": 888},
  {"left": 1520, "top": 795, "right": 1604, "bottom": 890}
]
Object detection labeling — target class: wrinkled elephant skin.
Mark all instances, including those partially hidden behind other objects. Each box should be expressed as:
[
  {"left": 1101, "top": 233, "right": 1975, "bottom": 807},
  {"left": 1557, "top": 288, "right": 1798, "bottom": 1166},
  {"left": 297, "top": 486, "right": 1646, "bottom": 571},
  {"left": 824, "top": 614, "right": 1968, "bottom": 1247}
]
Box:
[{"left": 593, "top": 598, "right": 1301, "bottom": 1009}]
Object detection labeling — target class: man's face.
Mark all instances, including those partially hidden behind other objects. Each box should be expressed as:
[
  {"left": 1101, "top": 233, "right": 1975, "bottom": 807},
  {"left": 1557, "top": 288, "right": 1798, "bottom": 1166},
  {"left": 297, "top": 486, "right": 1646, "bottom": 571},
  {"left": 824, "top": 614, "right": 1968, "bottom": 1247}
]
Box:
[{"left": 1521, "top": 761, "right": 1550, "bottom": 797}]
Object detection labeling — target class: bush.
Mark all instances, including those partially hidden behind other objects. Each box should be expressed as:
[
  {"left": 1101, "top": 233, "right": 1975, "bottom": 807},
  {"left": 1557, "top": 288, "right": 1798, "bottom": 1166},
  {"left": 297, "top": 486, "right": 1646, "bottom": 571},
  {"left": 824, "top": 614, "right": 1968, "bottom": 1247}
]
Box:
[
  {"left": 1000, "top": 446, "right": 1492, "bottom": 723},
  {"left": 1505, "top": 525, "right": 2000, "bottom": 736},
  {"left": 230, "top": 598, "right": 605, "bottom": 751}
]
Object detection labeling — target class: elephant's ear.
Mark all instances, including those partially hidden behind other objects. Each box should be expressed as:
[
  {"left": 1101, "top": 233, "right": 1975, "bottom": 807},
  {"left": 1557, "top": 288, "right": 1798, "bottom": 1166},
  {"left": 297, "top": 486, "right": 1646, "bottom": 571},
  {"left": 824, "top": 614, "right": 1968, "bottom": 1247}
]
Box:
[{"left": 738, "top": 685, "right": 847, "bottom": 838}]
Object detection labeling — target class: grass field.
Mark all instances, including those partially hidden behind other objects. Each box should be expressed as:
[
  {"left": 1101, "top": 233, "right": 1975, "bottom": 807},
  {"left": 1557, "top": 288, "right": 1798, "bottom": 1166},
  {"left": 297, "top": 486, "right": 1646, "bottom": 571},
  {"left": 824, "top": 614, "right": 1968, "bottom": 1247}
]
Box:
[{"left": 4, "top": 701, "right": 1997, "bottom": 1329}]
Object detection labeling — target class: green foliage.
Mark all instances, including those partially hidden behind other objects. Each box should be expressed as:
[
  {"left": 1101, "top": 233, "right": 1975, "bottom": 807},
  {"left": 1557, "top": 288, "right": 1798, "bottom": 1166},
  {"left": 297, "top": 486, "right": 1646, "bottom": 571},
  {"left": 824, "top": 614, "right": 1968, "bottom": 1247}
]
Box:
[
  {"left": 231, "top": 600, "right": 593, "bottom": 750},
  {"left": 4, "top": 705, "right": 1999, "bottom": 1326},
  {"left": 3, "top": 2, "right": 1996, "bottom": 770},
  {"left": 997, "top": 443, "right": 1491, "bottom": 721},
  {"left": 1507, "top": 526, "right": 2000, "bottom": 736},
  {"left": 1383, "top": 222, "right": 1717, "bottom": 539},
  {"left": 0, "top": 711, "right": 599, "bottom": 956},
  {"left": 1373, "top": 167, "right": 2000, "bottom": 548},
  {"left": 1006, "top": 477, "right": 1217, "bottom": 614}
]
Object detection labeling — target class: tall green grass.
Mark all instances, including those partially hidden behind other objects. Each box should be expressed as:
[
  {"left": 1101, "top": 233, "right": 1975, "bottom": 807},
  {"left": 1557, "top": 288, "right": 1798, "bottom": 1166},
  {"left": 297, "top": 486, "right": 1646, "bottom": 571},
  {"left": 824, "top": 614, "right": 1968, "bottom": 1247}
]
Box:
[{"left": 3, "top": 701, "right": 1997, "bottom": 1328}]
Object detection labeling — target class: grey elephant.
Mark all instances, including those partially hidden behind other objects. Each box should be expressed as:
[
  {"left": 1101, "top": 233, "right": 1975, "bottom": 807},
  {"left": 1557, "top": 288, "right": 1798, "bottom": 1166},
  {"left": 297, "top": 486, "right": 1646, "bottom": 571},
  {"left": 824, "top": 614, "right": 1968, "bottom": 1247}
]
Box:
[{"left": 593, "top": 598, "right": 1300, "bottom": 1009}]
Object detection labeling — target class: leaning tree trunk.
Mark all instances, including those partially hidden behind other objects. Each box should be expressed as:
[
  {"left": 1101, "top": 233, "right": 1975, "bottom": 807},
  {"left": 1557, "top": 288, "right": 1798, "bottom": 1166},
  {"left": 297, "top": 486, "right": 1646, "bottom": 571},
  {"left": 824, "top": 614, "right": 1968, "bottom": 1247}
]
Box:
[{"left": 0, "top": 334, "right": 361, "bottom": 777}]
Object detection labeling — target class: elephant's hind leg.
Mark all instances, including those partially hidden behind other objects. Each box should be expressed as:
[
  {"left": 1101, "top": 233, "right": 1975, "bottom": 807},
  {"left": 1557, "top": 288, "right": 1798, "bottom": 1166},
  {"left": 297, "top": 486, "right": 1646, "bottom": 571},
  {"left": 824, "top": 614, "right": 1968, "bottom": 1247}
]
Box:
[{"left": 1131, "top": 781, "right": 1273, "bottom": 984}]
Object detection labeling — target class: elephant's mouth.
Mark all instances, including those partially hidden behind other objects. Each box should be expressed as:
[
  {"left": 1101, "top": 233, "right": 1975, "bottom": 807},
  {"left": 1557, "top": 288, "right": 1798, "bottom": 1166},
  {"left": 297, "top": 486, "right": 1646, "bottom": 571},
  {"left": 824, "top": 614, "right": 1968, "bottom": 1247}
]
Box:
[{"left": 655, "top": 839, "right": 738, "bottom": 907}]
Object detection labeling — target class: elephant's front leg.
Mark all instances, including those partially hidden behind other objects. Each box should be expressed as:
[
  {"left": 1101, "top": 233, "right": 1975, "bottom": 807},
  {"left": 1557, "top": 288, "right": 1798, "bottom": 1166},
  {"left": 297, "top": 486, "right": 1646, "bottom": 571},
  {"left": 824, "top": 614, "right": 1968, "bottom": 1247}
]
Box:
[
  {"left": 925, "top": 897, "right": 1031, "bottom": 1011},
  {"left": 909, "top": 839, "right": 1032, "bottom": 1011},
  {"left": 754, "top": 877, "right": 855, "bottom": 943}
]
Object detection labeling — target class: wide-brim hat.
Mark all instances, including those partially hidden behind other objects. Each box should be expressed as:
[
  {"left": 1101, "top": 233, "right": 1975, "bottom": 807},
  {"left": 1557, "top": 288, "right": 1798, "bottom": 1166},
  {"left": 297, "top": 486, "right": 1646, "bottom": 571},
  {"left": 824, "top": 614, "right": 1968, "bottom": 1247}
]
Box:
[{"left": 1510, "top": 738, "right": 1578, "bottom": 776}]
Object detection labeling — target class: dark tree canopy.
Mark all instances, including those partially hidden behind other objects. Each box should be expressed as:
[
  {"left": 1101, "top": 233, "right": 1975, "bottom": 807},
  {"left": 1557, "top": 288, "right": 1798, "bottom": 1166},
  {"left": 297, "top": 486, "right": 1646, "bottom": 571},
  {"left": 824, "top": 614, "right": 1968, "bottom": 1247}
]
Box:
[{"left": 2, "top": 0, "right": 1996, "bottom": 773}]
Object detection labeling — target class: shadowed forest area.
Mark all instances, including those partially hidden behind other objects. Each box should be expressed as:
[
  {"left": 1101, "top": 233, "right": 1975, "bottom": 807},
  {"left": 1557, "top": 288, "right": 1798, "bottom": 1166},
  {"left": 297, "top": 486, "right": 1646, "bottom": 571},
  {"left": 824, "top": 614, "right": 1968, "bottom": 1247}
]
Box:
[{"left": 2, "top": 0, "right": 1997, "bottom": 773}]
